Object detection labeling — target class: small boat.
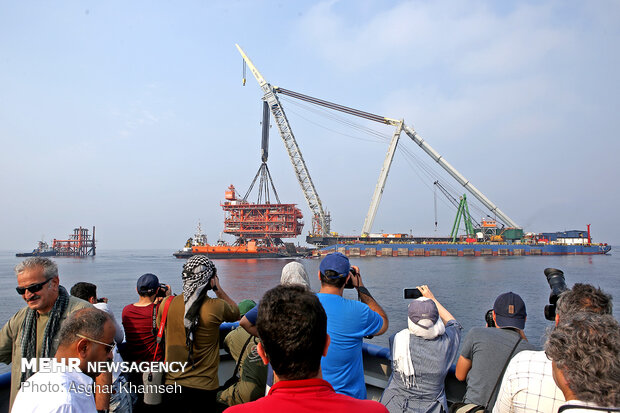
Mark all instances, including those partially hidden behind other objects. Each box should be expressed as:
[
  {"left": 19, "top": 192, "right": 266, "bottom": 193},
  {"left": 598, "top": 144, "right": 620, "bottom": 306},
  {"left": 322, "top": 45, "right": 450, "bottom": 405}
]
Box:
[
  {"left": 173, "top": 240, "right": 308, "bottom": 259},
  {"left": 173, "top": 222, "right": 309, "bottom": 259},
  {"left": 15, "top": 241, "right": 56, "bottom": 257}
]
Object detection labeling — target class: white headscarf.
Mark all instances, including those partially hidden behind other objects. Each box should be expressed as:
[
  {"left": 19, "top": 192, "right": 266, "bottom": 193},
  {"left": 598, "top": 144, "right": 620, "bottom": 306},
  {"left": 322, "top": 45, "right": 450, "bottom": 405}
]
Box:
[
  {"left": 280, "top": 261, "right": 310, "bottom": 288},
  {"left": 393, "top": 297, "right": 446, "bottom": 388}
]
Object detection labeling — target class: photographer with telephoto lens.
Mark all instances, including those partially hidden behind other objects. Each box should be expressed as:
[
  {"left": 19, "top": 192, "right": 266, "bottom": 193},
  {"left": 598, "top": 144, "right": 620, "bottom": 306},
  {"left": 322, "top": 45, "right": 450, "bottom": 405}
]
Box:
[{"left": 493, "top": 270, "right": 613, "bottom": 413}]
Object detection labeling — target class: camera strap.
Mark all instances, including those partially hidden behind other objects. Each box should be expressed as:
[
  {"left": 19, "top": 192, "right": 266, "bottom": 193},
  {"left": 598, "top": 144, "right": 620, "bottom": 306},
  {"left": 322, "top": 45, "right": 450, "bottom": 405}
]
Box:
[
  {"left": 151, "top": 301, "right": 159, "bottom": 336},
  {"left": 485, "top": 335, "right": 522, "bottom": 410},
  {"left": 154, "top": 296, "right": 175, "bottom": 358}
]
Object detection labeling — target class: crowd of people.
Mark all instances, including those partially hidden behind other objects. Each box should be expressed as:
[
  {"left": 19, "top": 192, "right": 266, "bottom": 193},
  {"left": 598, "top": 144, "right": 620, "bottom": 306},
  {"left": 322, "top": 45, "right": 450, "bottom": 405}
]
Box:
[{"left": 0, "top": 254, "right": 618, "bottom": 413}]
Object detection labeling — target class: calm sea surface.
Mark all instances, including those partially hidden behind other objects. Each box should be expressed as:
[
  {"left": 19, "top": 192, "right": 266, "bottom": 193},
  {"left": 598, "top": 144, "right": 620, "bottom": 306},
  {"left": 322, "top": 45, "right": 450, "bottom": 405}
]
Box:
[{"left": 1, "top": 249, "right": 618, "bottom": 373}]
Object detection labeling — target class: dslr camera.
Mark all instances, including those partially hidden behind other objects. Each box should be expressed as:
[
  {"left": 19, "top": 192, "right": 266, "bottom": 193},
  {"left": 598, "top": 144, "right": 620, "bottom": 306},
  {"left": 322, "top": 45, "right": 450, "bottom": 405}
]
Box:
[
  {"left": 344, "top": 266, "right": 358, "bottom": 289},
  {"left": 156, "top": 284, "right": 169, "bottom": 298},
  {"left": 543, "top": 268, "right": 568, "bottom": 321}
]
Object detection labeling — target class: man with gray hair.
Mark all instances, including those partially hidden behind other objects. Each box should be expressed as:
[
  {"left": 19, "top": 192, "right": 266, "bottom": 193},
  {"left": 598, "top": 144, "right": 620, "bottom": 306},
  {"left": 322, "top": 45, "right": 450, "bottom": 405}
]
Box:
[
  {"left": 545, "top": 312, "right": 620, "bottom": 411},
  {"left": 493, "top": 283, "right": 613, "bottom": 413},
  {"left": 0, "top": 257, "right": 91, "bottom": 410},
  {"left": 12, "top": 307, "right": 116, "bottom": 412}
]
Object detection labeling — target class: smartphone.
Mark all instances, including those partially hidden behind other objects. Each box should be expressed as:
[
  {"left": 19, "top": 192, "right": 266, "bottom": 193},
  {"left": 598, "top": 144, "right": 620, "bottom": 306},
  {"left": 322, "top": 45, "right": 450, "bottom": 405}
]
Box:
[{"left": 403, "top": 288, "right": 423, "bottom": 299}]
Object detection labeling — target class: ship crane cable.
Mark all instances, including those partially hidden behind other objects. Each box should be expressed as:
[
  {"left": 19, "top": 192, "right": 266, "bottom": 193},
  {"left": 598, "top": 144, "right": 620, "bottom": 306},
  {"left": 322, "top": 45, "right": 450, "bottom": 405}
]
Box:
[
  {"left": 242, "top": 101, "right": 281, "bottom": 204},
  {"left": 281, "top": 87, "right": 494, "bottom": 232},
  {"left": 278, "top": 86, "right": 520, "bottom": 231},
  {"left": 279, "top": 96, "right": 391, "bottom": 144}
]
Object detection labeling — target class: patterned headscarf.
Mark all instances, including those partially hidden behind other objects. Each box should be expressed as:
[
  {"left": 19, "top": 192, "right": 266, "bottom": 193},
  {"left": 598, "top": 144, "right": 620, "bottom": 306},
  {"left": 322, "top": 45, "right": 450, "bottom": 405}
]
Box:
[{"left": 182, "top": 255, "right": 216, "bottom": 366}]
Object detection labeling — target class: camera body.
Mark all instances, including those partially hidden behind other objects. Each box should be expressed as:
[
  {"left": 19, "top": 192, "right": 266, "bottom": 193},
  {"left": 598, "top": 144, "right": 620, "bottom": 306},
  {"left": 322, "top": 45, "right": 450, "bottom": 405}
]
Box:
[
  {"left": 344, "top": 267, "right": 357, "bottom": 289},
  {"left": 156, "top": 284, "right": 169, "bottom": 298},
  {"left": 544, "top": 268, "right": 568, "bottom": 321},
  {"left": 485, "top": 309, "right": 495, "bottom": 327}
]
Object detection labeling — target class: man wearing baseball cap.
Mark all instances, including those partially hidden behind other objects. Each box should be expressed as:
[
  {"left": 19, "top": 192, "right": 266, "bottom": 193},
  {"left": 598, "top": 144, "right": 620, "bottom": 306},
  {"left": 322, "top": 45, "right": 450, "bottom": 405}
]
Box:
[
  {"left": 455, "top": 292, "right": 535, "bottom": 411},
  {"left": 122, "top": 273, "right": 171, "bottom": 411},
  {"left": 317, "top": 252, "right": 389, "bottom": 399}
]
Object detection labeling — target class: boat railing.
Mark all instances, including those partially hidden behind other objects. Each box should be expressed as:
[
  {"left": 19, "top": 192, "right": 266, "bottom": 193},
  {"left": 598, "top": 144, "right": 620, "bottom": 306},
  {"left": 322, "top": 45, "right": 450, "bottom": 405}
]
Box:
[{"left": 0, "top": 323, "right": 466, "bottom": 412}]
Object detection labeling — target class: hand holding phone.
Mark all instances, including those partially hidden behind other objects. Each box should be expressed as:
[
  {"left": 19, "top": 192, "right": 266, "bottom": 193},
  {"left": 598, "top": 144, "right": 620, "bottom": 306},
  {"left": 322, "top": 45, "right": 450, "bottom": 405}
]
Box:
[{"left": 403, "top": 287, "right": 423, "bottom": 299}]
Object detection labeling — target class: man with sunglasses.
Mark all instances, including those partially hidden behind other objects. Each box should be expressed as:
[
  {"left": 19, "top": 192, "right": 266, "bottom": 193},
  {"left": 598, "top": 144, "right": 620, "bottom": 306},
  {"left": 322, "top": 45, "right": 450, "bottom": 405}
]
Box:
[
  {"left": 12, "top": 307, "right": 116, "bottom": 413},
  {"left": 0, "top": 257, "right": 91, "bottom": 411}
]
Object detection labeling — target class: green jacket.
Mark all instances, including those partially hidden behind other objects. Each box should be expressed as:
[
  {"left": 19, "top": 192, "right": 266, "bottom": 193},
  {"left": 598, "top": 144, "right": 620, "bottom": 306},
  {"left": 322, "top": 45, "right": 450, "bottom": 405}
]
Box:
[{"left": 217, "top": 327, "right": 268, "bottom": 407}]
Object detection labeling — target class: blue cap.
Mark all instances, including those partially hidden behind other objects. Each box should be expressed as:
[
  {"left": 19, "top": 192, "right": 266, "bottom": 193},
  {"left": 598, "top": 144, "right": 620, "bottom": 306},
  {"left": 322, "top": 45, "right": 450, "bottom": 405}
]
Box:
[
  {"left": 493, "top": 292, "right": 527, "bottom": 330},
  {"left": 319, "top": 252, "right": 351, "bottom": 278},
  {"left": 137, "top": 273, "right": 161, "bottom": 294}
]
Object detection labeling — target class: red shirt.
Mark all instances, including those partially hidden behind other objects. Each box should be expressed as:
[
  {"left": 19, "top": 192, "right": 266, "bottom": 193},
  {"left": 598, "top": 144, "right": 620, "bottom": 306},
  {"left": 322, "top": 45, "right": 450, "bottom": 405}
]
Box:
[
  {"left": 121, "top": 303, "right": 164, "bottom": 363},
  {"left": 224, "top": 378, "right": 388, "bottom": 413}
]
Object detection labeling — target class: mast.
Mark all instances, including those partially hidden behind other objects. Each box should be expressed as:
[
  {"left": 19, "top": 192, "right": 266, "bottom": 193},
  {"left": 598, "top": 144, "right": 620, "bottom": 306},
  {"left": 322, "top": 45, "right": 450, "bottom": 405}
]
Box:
[
  {"left": 362, "top": 120, "right": 403, "bottom": 235},
  {"left": 235, "top": 44, "right": 330, "bottom": 235}
]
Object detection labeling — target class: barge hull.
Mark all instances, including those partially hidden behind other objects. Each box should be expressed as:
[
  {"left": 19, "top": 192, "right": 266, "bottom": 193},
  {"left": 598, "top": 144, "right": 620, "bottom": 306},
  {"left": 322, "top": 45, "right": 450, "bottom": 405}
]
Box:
[
  {"left": 316, "top": 243, "right": 611, "bottom": 257},
  {"left": 173, "top": 251, "right": 294, "bottom": 259}
]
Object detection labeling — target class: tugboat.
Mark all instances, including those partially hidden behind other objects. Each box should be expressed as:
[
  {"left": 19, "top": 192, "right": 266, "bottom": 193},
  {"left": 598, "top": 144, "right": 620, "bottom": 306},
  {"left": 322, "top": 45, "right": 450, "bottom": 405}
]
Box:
[{"left": 16, "top": 241, "right": 56, "bottom": 257}]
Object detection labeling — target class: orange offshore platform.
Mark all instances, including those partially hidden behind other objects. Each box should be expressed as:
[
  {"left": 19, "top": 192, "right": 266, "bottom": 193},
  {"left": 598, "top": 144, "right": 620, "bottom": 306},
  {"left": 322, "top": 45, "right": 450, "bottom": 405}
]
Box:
[
  {"left": 173, "top": 186, "right": 305, "bottom": 259},
  {"left": 16, "top": 226, "right": 96, "bottom": 257},
  {"left": 173, "top": 101, "right": 307, "bottom": 259}
]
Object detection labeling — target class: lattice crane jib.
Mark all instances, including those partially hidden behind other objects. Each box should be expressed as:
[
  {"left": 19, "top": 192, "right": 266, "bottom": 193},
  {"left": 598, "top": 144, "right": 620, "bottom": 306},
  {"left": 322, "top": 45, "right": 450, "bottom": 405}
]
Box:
[{"left": 236, "top": 44, "right": 330, "bottom": 236}]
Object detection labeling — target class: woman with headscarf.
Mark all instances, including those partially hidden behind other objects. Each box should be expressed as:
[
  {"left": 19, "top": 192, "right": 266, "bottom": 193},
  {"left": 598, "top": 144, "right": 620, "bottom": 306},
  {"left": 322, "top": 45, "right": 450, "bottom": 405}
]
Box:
[
  {"left": 381, "top": 285, "right": 462, "bottom": 413},
  {"left": 239, "top": 261, "right": 310, "bottom": 336},
  {"left": 159, "top": 255, "right": 240, "bottom": 412}
]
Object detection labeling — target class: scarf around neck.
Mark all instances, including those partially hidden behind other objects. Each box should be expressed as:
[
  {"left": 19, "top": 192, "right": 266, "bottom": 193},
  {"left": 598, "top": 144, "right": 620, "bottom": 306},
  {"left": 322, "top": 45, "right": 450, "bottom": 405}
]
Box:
[
  {"left": 393, "top": 311, "right": 446, "bottom": 388},
  {"left": 20, "top": 284, "right": 69, "bottom": 382}
]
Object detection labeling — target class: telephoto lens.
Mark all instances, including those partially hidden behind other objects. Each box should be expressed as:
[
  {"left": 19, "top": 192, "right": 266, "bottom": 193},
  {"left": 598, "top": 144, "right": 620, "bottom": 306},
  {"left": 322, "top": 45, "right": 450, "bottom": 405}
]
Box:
[
  {"left": 544, "top": 268, "right": 567, "bottom": 304},
  {"left": 543, "top": 268, "right": 568, "bottom": 320}
]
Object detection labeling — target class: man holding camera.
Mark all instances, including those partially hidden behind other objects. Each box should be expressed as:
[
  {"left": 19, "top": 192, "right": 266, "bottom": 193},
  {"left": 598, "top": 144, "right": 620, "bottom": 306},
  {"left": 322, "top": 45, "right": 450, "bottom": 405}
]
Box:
[
  {"left": 455, "top": 292, "right": 535, "bottom": 411},
  {"left": 317, "top": 252, "right": 389, "bottom": 399},
  {"left": 159, "top": 255, "right": 239, "bottom": 412},
  {"left": 493, "top": 281, "right": 613, "bottom": 413},
  {"left": 225, "top": 284, "right": 388, "bottom": 413},
  {"left": 122, "top": 273, "right": 171, "bottom": 412}
]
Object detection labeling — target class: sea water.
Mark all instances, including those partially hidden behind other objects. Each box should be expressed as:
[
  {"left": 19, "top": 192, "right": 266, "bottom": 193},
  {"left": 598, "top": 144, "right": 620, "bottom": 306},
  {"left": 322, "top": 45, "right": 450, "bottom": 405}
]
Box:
[{"left": 1, "top": 249, "right": 618, "bottom": 373}]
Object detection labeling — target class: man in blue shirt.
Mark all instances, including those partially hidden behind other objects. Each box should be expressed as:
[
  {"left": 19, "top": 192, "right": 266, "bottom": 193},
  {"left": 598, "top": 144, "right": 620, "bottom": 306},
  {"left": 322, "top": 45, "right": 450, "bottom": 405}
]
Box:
[{"left": 317, "top": 252, "right": 389, "bottom": 399}]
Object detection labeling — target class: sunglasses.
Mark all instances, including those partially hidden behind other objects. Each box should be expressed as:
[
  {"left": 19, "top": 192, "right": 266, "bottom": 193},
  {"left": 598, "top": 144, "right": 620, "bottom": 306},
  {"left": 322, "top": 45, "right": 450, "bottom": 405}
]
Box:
[
  {"left": 16, "top": 278, "right": 52, "bottom": 295},
  {"left": 76, "top": 334, "right": 116, "bottom": 353}
]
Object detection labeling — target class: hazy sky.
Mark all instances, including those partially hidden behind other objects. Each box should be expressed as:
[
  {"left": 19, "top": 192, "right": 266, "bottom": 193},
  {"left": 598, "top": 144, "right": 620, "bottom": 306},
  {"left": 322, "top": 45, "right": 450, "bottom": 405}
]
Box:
[{"left": 1, "top": 0, "right": 619, "bottom": 250}]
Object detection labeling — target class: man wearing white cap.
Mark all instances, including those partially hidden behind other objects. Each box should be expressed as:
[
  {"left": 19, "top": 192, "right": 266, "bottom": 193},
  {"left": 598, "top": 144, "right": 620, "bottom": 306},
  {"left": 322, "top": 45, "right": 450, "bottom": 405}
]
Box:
[{"left": 381, "top": 285, "right": 461, "bottom": 413}]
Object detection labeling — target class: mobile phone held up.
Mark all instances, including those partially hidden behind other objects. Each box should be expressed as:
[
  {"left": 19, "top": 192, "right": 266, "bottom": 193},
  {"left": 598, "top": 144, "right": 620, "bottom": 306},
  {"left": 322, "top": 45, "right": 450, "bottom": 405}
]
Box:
[{"left": 403, "top": 288, "right": 423, "bottom": 299}]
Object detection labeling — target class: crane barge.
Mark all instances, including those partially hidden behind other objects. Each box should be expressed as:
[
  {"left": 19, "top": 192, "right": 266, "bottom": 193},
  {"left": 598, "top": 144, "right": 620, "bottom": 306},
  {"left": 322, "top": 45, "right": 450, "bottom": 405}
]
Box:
[{"left": 176, "top": 45, "right": 610, "bottom": 258}]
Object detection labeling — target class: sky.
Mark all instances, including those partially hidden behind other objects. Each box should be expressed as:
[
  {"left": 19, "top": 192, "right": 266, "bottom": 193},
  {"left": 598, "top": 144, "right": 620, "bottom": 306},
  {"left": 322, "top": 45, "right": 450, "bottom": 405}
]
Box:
[{"left": 1, "top": 0, "right": 619, "bottom": 250}]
